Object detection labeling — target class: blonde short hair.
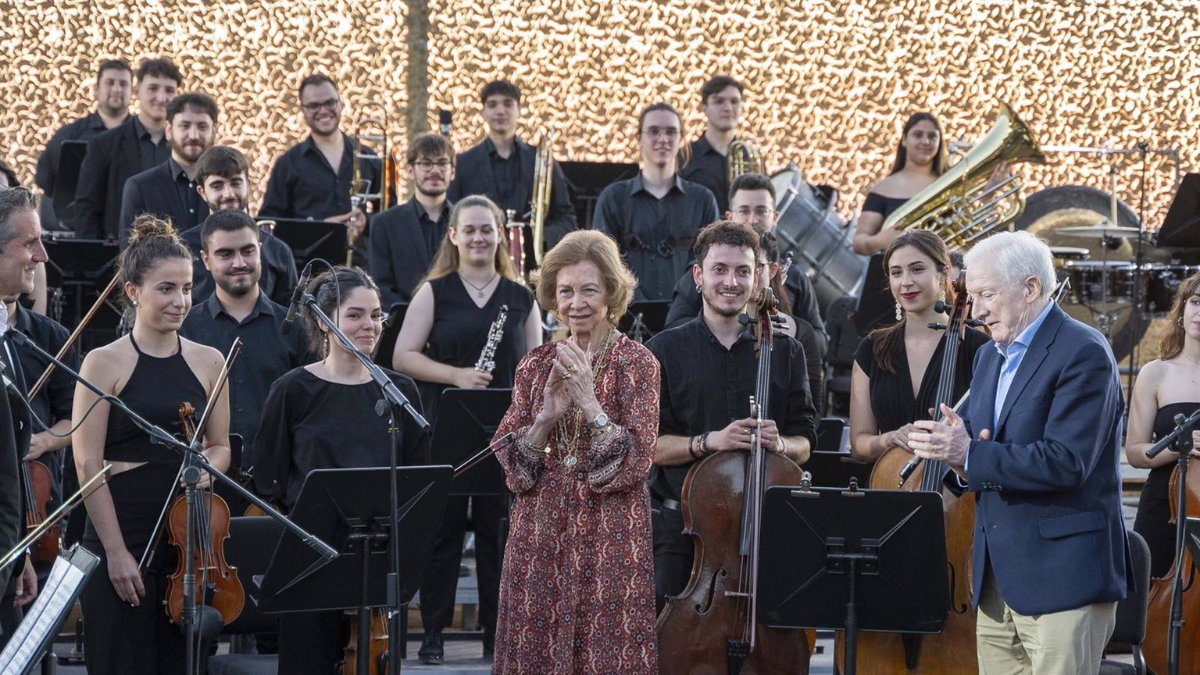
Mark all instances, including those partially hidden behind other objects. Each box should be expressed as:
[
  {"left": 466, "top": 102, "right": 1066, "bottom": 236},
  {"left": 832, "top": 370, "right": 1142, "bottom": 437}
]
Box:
[{"left": 535, "top": 231, "right": 637, "bottom": 322}]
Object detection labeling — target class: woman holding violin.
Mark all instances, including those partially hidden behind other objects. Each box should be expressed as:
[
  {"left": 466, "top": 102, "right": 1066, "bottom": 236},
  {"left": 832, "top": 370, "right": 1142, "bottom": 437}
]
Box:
[
  {"left": 392, "top": 195, "right": 539, "bottom": 663},
  {"left": 74, "top": 215, "right": 231, "bottom": 675},
  {"left": 490, "top": 230, "right": 659, "bottom": 674},
  {"left": 253, "top": 266, "right": 430, "bottom": 675}
]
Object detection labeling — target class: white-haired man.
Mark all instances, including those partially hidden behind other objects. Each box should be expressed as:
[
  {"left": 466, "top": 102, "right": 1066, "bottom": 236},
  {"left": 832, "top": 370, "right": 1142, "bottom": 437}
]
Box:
[{"left": 909, "top": 230, "right": 1131, "bottom": 674}]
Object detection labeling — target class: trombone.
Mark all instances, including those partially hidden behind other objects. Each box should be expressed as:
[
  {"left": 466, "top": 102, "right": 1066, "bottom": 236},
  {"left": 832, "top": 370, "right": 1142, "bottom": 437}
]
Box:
[
  {"left": 531, "top": 130, "right": 555, "bottom": 267},
  {"left": 348, "top": 103, "right": 398, "bottom": 265}
]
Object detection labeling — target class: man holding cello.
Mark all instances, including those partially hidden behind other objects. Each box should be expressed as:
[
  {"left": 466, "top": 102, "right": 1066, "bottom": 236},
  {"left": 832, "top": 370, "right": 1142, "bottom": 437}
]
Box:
[{"left": 909, "top": 231, "right": 1132, "bottom": 674}]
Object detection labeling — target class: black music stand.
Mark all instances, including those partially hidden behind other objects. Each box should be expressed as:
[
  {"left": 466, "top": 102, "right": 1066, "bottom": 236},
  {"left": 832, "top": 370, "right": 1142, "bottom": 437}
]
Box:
[
  {"left": 758, "top": 482, "right": 949, "bottom": 675},
  {"left": 618, "top": 300, "right": 671, "bottom": 341},
  {"left": 558, "top": 161, "right": 639, "bottom": 228},
  {"left": 260, "top": 218, "right": 347, "bottom": 268},
  {"left": 42, "top": 238, "right": 121, "bottom": 348},
  {"left": 434, "top": 388, "right": 513, "bottom": 497},
  {"left": 50, "top": 140, "right": 89, "bottom": 226}
]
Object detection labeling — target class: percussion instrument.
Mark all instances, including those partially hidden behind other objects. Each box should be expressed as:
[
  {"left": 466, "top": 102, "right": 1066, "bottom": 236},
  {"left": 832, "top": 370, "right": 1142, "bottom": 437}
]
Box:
[{"left": 1062, "top": 261, "right": 1137, "bottom": 307}]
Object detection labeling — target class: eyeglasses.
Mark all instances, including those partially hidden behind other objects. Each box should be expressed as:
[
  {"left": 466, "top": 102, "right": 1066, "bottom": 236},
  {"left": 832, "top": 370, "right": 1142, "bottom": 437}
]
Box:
[
  {"left": 734, "top": 206, "right": 775, "bottom": 218},
  {"left": 301, "top": 98, "right": 340, "bottom": 113},
  {"left": 413, "top": 159, "right": 452, "bottom": 171},
  {"left": 642, "top": 127, "right": 680, "bottom": 140}
]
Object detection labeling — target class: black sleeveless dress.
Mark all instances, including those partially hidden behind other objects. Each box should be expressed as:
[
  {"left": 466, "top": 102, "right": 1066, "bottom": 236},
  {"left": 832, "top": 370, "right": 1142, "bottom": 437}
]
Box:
[
  {"left": 1135, "top": 401, "right": 1200, "bottom": 578},
  {"left": 859, "top": 192, "right": 914, "bottom": 331},
  {"left": 418, "top": 274, "right": 533, "bottom": 426},
  {"left": 854, "top": 328, "right": 990, "bottom": 435},
  {"left": 80, "top": 335, "right": 210, "bottom": 675}
]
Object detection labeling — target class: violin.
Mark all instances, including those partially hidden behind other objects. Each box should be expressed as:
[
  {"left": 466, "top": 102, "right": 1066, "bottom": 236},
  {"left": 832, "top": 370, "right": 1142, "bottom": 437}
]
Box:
[
  {"left": 163, "top": 401, "right": 244, "bottom": 626},
  {"left": 1145, "top": 462, "right": 1200, "bottom": 675},
  {"left": 656, "top": 288, "right": 812, "bottom": 675},
  {"left": 21, "top": 459, "right": 58, "bottom": 563},
  {"left": 853, "top": 272, "right": 978, "bottom": 674},
  {"left": 340, "top": 608, "right": 389, "bottom": 675}
]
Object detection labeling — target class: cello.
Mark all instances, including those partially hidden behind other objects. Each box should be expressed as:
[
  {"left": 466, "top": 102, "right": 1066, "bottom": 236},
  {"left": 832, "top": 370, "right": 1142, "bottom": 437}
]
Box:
[
  {"left": 1144, "top": 459, "right": 1200, "bottom": 675},
  {"left": 656, "top": 289, "right": 812, "bottom": 675},
  {"left": 846, "top": 271, "right": 978, "bottom": 674}
]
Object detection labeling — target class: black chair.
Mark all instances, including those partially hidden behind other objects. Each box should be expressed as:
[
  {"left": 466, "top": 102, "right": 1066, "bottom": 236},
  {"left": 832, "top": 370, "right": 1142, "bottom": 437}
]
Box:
[
  {"left": 208, "top": 516, "right": 284, "bottom": 675},
  {"left": 1100, "top": 529, "right": 1152, "bottom": 675},
  {"left": 815, "top": 417, "right": 848, "bottom": 453}
]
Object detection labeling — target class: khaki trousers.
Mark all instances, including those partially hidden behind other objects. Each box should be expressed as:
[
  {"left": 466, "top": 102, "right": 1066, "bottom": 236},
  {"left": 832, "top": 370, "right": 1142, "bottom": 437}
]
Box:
[{"left": 976, "top": 567, "right": 1117, "bottom": 675}]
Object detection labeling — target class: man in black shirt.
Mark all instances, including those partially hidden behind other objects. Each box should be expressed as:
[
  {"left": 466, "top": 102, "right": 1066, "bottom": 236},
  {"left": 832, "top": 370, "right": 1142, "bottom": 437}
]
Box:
[
  {"left": 370, "top": 133, "right": 455, "bottom": 307},
  {"left": 447, "top": 79, "right": 576, "bottom": 264},
  {"left": 680, "top": 75, "right": 746, "bottom": 215},
  {"left": 259, "top": 74, "right": 384, "bottom": 266},
  {"left": 70, "top": 57, "right": 182, "bottom": 240},
  {"left": 36, "top": 59, "right": 132, "bottom": 227},
  {"left": 179, "top": 210, "right": 312, "bottom": 489},
  {"left": 664, "top": 172, "right": 827, "bottom": 353},
  {"left": 118, "top": 92, "right": 218, "bottom": 247},
  {"left": 592, "top": 103, "right": 719, "bottom": 302},
  {"left": 646, "top": 221, "right": 816, "bottom": 611},
  {"left": 183, "top": 146, "right": 298, "bottom": 307}
]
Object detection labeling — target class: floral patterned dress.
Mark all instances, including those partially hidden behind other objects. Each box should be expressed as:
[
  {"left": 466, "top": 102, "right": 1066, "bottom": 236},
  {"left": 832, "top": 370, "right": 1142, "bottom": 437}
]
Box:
[{"left": 491, "top": 332, "right": 660, "bottom": 675}]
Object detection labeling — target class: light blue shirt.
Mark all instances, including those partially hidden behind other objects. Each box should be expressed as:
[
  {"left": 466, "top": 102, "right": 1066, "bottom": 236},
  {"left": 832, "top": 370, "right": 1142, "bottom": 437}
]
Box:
[{"left": 992, "top": 301, "right": 1055, "bottom": 430}]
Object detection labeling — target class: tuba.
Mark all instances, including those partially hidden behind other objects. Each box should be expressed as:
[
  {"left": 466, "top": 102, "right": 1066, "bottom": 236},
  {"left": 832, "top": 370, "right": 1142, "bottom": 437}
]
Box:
[
  {"left": 348, "top": 103, "right": 398, "bottom": 265},
  {"left": 530, "top": 130, "right": 555, "bottom": 267},
  {"left": 728, "top": 138, "right": 765, "bottom": 181},
  {"left": 882, "top": 102, "right": 1046, "bottom": 250}
]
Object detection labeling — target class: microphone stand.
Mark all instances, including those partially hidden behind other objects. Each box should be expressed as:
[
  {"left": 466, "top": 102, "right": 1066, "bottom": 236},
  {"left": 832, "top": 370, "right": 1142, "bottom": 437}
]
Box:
[
  {"left": 299, "top": 292, "right": 428, "bottom": 675},
  {"left": 7, "top": 331, "right": 340, "bottom": 675},
  {"left": 1145, "top": 408, "right": 1200, "bottom": 675}
]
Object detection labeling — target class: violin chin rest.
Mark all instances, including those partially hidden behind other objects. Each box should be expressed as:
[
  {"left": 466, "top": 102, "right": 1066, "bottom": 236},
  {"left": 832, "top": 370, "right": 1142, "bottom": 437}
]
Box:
[{"left": 196, "top": 605, "right": 225, "bottom": 639}]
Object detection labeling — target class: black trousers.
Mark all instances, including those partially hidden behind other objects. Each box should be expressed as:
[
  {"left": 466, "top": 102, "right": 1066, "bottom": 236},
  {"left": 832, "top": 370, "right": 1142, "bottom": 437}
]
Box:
[
  {"left": 278, "top": 610, "right": 345, "bottom": 675},
  {"left": 79, "top": 544, "right": 186, "bottom": 675},
  {"left": 652, "top": 501, "right": 693, "bottom": 615},
  {"left": 418, "top": 494, "right": 506, "bottom": 634}
]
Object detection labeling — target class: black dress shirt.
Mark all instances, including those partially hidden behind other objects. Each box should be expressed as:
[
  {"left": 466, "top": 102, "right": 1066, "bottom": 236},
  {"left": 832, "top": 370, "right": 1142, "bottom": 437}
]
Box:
[
  {"left": 646, "top": 316, "right": 817, "bottom": 501},
  {"left": 259, "top": 134, "right": 384, "bottom": 221},
  {"left": 486, "top": 138, "right": 520, "bottom": 212},
  {"left": 118, "top": 159, "right": 211, "bottom": 248},
  {"left": 179, "top": 293, "right": 314, "bottom": 470},
  {"left": 368, "top": 197, "right": 452, "bottom": 307},
  {"left": 591, "top": 173, "right": 719, "bottom": 302},
  {"left": 36, "top": 112, "right": 112, "bottom": 198},
  {"left": 179, "top": 223, "right": 300, "bottom": 309},
  {"left": 132, "top": 117, "right": 171, "bottom": 171},
  {"left": 10, "top": 306, "right": 76, "bottom": 436},
  {"left": 680, "top": 135, "right": 730, "bottom": 214}
]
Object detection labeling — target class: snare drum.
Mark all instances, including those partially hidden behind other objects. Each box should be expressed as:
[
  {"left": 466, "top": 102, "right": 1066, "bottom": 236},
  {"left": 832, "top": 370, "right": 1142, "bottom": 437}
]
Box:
[
  {"left": 1063, "top": 261, "right": 1137, "bottom": 307},
  {"left": 1144, "top": 265, "right": 1200, "bottom": 316}
]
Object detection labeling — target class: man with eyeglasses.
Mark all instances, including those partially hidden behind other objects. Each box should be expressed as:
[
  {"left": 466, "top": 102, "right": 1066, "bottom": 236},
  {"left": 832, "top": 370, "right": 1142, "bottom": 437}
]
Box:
[
  {"left": 259, "top": 73, "right": 387, "bottom": 267},
  {"left": 663, "top": 173, "right": 827, "bottom": 353},
  {"left": 680, "top": 75, "right": 746, "bottom": 215},
  {"left": 592, "top": 102, "right": 719, "bottom": 302},
  {"left": 369, "top": 133, "right": 456, "bottom": 308},
  {"left": 447, "top": 79, "right": 576, "bottom": 268}
]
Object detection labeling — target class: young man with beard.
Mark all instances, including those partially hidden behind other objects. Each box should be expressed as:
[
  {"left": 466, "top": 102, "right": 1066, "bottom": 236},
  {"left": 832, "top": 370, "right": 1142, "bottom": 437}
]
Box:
[
  {"left": 71, "top": 57, "right": 182, "bottom": 240},
  {"left": 447, "top": 79, "right": 576, "bottom": 265},
  {"left": 117, "top": 92, "right": 218, "bottom": 248},
  {"left": 183, "top": 146, "right": 298, "bottom": 307},
  {"left": 680, "top": 76, "right": 745, "bottom": 215},
  {"left": 36, "top": 59, "right": 132, "bottom": 225},
  {"left": 664, "top": 172, "right": 827, "bottom": 353},
  {"left": 179, "top": 209, "right": 312, "bottom": 486},
  {"left": 646, "top": 220, "right": 816, "bottom": 611},
  {"left": 592, "top": 103, "right": 719, "bottom": 302},
  {"left": 369, "top": 133, "right": 455, "bottom": 307},
  {"left": 259, "top": 74, "right": 386, "bottom": 267}
]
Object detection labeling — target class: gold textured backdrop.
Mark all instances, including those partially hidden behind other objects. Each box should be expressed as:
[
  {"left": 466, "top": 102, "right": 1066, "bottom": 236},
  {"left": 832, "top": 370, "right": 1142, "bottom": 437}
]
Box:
[{"left": 1, "top": 0, "right": 1196, "bottom": 223}]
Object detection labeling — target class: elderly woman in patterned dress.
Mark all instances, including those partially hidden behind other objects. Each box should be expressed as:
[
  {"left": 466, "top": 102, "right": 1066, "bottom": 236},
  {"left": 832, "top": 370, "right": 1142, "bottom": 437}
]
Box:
[{"left": 491, "top": 230, "right": 660, "bottom": 674}]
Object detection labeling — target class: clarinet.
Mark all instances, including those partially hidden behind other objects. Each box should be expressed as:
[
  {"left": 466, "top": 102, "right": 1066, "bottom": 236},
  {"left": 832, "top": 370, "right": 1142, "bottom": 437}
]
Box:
[{"left": 475, "top": 305, "right": 509, "bottom": 374}]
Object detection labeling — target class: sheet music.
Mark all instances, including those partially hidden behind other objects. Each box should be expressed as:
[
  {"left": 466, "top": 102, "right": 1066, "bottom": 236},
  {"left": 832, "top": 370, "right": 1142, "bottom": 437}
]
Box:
[{"left": 0, "top": 546, "right": 98, "bottom": 675}]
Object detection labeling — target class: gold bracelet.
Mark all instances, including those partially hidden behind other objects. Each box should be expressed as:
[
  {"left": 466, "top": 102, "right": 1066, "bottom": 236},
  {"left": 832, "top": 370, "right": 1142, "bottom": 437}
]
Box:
[{"left": 525, "top": 436, "right": 550, "bottom": 455}]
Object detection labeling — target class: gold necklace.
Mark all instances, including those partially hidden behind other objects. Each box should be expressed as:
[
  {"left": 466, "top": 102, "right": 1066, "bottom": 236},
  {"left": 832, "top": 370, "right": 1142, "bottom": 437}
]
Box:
[{"left": 556, "top": 328, "right": 615, "bottom": 467}]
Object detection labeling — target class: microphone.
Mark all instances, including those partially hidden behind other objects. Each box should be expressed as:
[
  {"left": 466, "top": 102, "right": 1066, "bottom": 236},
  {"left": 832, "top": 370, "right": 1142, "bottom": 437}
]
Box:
[
  {"left": 439, "top": 110, "right": 452, "bottom": 138},
  {"left": 282, "top": 263, "right": 313, "bottom": 335}
]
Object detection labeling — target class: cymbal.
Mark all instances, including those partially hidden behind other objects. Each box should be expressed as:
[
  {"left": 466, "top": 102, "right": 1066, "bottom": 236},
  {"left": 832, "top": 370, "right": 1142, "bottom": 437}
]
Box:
[{"left": 1058, "top": 225, "right": 1144, "bottom": 239}]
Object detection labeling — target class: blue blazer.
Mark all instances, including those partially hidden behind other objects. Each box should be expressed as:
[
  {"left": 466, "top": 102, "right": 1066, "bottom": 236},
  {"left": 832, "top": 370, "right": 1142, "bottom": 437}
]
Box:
[{"left": 962, "top": 302, "right": 1131, "bottom": 616}]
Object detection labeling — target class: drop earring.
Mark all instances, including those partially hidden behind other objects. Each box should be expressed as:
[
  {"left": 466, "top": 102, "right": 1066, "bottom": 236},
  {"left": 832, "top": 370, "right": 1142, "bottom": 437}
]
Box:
[{"left": 895, "top": 303, "right": 903, "bottom": 322}]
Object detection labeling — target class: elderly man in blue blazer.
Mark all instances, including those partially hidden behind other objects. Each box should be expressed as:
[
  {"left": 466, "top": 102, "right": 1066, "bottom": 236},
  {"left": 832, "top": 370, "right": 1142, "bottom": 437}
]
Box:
[{"left": 910, "top": 230, "right": 1132, "bottom": 675}]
